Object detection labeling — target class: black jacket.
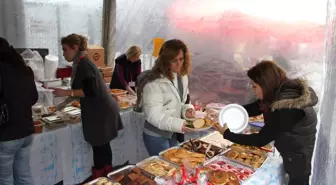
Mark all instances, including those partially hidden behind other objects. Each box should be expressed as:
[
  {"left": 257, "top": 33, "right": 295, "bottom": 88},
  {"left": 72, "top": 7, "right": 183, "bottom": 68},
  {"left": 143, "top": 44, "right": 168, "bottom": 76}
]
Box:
[
  {"left": 224, "top": 78, "right": 318, "bottom": 179},
  {"left": 0, "top": 63, "right": 38, "bottom": 141}
]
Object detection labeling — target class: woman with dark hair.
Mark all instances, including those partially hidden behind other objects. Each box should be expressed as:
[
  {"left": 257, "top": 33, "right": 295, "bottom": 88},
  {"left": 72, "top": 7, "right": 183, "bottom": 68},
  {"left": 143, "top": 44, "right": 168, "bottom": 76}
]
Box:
[
  {"left": 135, "top": 39, "right": 195, "bottom": 156},
  {"left": 0, "top": 37, "right": 38, "bottom": 185},
  {"left": 51, "top": 34, "right": 123, "bottom": 179},
  {"left": 214, "top": 60, "right": 318, "bottom": 185}
]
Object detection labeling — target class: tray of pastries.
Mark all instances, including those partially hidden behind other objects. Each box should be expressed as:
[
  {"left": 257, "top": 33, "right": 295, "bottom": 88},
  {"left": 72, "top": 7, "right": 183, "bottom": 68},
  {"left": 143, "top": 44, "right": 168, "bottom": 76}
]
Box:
[
  {"left": 85, "top": 177, "right": 116, "bottom": 185},
  {"left": 136, "top": 156, "right": 178, "bottom": 178},
  {"left": 110, "top": 89, "right": 127, "bottom": 96},
  {"left": 180, "top": 139, "right": 226, "bottom": 159},
  {"left": 231, "top": 143, "right": 274, "bottom": 153},
  {"left": 108, "top": 165, "right": 155, "bottom": 185},
  {"left": 159, "top": 147, "right": 206, "bottom": 168},
  {"left": 204, "top": 156, "right": 255, "bottom": 182},
  {"left": 222, "top": 147, "right": 268, "bottom": 169},
  {"left": 198, "top": 166, "right": 241, "bottom": 185}
]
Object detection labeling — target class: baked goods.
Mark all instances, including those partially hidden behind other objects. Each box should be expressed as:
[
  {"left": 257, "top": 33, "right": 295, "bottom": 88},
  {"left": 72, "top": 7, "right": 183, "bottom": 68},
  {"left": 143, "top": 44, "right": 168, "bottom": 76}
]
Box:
[
  {"left": 200, "top": 131, "right": 232, "bottom": 148},
  {"left": 224, "top": 149, "right": 267, "bottom": 168},
  {"left": 208, "top": 170, "right": 240, "bottom": 185},
  {"left": 138, "top": 158, "right": 177, "bottom": 177},
  {"left": 249, "top": 115, "right": 264, "bottom": 122},
  {"left": 193, "top": 118, "right": 206, "bottom": 129},
  {"left": 181, "top": 139, "right": 224, "bottom": 159},
  {"left": 119, "top": 101, "right": 130, "bottom": 109},
  {"left": 162, "top": 148, "right": 205, "bottom": 168},
  {"left": 71, "top": 101, "right": 80, "bottom": 108},
  {"left": 110, "top": 89, "right": 127, "bottom": 96},
  {"left": 109, "top": 167, "right": 155, "bottom": 185},
  {"left": 186, "top": 118, "right": 210, "bottom": 129},
  {"left": 206, "top": 159, "right": 254, "bottom": 181},
  {"left": 95, "top": 178, "right": 114, "bottom": 185}
]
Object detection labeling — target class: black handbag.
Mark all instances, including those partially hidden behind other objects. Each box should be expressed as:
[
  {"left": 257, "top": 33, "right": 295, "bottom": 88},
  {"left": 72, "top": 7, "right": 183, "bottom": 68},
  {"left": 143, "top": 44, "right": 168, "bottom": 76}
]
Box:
[{"left": 0, "top": 75, "right": 9, "bottom": 126}]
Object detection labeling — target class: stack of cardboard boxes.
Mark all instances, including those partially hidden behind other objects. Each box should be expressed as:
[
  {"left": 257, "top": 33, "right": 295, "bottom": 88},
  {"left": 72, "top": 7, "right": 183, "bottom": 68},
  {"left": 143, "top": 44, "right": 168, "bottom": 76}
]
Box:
[
  {"left": 87, "top": 45, "right": 114, "bottom": 84},
  {"left": 99, "top": 66, "right": 113, "bottom": 84}
]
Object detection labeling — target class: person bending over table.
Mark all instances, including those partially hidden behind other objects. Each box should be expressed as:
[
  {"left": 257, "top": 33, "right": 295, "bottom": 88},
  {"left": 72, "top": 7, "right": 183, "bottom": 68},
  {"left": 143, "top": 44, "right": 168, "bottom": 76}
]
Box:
[
  {"left": 52, "top": 33, "right": 123, "bottom": 179},
  {"left": 213, "top": 61, "right": 318, "bottom": 185},
  {"left": 135, "top": 39, "right": 195, "bottom": 156},
  {"left": 109, "top": 46, "right": 142, "bottom": 95}
]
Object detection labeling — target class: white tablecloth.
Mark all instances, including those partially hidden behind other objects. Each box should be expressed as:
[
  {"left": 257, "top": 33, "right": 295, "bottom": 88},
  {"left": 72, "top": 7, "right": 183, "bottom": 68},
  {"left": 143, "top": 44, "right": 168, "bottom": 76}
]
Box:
[{"left": 29, "top": 110, "right": 285, "bottom": 185}]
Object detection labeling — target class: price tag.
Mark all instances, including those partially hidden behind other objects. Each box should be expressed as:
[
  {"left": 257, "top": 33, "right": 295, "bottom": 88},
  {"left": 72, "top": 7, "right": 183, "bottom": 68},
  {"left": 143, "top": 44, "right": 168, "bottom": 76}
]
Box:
[{"left": 129, "top": 81, "right": 135, "bottom": 87}]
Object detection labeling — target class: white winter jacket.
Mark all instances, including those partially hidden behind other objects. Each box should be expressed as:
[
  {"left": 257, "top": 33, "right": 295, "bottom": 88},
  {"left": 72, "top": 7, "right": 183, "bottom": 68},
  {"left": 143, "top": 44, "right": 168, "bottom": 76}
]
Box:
[{"left": 142, "top": 74, "right": 190, "bottom": 133}]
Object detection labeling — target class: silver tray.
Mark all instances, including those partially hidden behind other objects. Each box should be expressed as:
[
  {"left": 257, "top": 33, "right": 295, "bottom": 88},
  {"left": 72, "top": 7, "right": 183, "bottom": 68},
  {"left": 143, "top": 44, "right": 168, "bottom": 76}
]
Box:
[
  {"left": 136, "top": 156, "right": 180, "bottom": 178},
  {"left": 221, "top": 149, "right": 270, "bottom": 170},
  {"left": 107, "top": 165, "right": 135, "bottom": 180},
  {"left": 204, "top": 155, "right": 254, "bottom": 184},
  {"left": 179, "top": 139, "right": 227, "bottom": 158},
  {"left": 107, "top": 165, "right": 156, "bottom": 184},
  {"left": 85, "top": 177, "right": 114, "bottom": 185}
]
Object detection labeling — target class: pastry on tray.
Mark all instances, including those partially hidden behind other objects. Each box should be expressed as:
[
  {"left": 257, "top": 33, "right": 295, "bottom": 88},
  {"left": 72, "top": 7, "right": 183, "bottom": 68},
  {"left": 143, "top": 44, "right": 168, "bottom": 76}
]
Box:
[
  {"left": 208, "top": 170, "right": 240, "bottom": 185},
  {"left": 181, "top": 139, "right": 224, "bottom": 158},
  {"left": 109, "top": 167, "right": 155, "bottom": 185},
  {"left": 162, "top": 148, "right": 205, "bottom": 168},
  {"left": 224, "top": 149, "right": 267, "bottom": 168},
  {"left": 138, "top": 158, "right": 177, "bottom": 177},
  {"left": 206, "top": 160, "right": 254, "bottom": 181}
]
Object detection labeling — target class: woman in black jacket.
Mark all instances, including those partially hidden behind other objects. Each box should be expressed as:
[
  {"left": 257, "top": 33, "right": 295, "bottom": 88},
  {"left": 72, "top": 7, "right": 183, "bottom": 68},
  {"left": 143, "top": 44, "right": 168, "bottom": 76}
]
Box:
[
  {"left": 51, "top": 34, "right": 123, "bottom": 179},
  {"left": 0, "top": 37, "right": 38, "bottom": 185},
  {"left": 214, "top": 61, "right": 318, "bottom": 185}
]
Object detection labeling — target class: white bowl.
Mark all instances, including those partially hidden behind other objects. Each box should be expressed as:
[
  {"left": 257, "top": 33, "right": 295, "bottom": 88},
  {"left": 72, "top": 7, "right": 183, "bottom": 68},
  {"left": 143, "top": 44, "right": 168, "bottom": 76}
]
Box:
[{"left": 219, "top": 104, "right": 248, "bottom": 133}]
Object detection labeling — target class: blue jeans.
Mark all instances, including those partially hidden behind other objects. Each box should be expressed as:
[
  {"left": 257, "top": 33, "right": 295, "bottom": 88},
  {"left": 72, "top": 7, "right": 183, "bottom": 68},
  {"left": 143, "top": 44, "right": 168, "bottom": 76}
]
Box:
[
  {"left": 0, "top": 135, "right": 34, "bottom": 185},
  {"left": 143, "top": 132, "right": 178, "bottom": 156}
]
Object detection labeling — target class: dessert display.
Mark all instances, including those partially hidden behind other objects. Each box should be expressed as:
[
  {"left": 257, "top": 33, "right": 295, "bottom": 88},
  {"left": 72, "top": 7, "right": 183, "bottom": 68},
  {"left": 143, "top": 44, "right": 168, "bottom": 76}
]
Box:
[
  {"left": 208, "top": 170, "right": 240, "bottom": 185},
  {"left": 84, "top": 177, "right": 116, "bottom": 185},
  {"left": 110, "top": 89, "right": 127, "bottom": 96},
  {"left": 108, "top": 167, "right": 155, "bottom": 185},
  {"left": 231, "top": 143, "right": 272, "bottom": 154},
  {"left": 161, "top": 148, "right": 205, "bottom": 168},
  {"left": 71, "top": 101, "right": 80, "bottom": 108},
  {"left": 223, "top": 148, "right": 267, "bottom": 168},
  {"left": 137, "top": 157, "right": 178, "bottom": 177},
  {"left": 186, "top": 118, "right": 211, "bottom": 130},
  {"left": 249, "top": 115, "right": 264, "bottom": 122},
  {"left": 206, "top": 157, "right": 255, "bottom": 181},
  {"left": 181, "top": 139, "right": 225, "bottom": 159},
  {"left": 119, "top": 101, "right": 130, "bottom": 109},
  {"left": 200, "top": 131, "right": 232, "bottom": 148}
]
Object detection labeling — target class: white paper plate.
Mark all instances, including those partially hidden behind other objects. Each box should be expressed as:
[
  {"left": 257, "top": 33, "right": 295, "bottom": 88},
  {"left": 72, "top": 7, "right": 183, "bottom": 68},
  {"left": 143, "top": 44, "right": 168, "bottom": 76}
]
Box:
[{"left": 219, "top": 104, "right": 248, "bottom": 133}]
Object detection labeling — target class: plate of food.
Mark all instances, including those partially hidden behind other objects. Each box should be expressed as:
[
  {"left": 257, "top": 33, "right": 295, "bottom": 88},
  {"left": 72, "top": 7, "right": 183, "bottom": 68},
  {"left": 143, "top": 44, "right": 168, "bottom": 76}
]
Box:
[
  {"left": 222, "top": 147, "right": 268, "bottom": 169},
  {"left": 109, "top": 89, "right": 127, "bottom": 96},
  {"left": 180, "top": 139, "right": 226, "bottom": 159},
  {"left": 199, "top": 167, "right": 240, "bottom": 185},
  {"left": 159, "top": 147, "right": 206, "bottom": 168},
  {"left": 205, "top": 156, "right": 255, "bottom": 181},
  {"left": 185, "top": 118, "right": 212, "bottom": 131},
  {"left": 136, "top": 156, "right": 179, "bottom": 178},
  {"left": 107, "top": 165, "right": 155, "bottom": 185},
  {"left": 119, "top": 101, "right": 131, "bottom": 109}
]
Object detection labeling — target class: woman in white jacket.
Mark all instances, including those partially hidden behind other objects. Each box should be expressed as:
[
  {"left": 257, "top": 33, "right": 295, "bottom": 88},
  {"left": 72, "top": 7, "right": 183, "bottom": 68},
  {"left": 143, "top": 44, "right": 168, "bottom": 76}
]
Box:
[{"left": 136, "top": 39, "right": 195, "bottom": 156}]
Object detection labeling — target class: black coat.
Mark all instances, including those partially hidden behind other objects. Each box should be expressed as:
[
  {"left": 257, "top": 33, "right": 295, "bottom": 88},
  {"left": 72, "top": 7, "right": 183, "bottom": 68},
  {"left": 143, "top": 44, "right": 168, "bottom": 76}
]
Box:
[
  {"left": 0, "top": 63, "right": 38, "bottom": 141},
  {"left": 224, "top": 78, "right": 318, "bottom": 180},
  {"left": 72, "top": 57, "right": 123, "bottom": 146},
  {"left": 109, "top": 54, "right": 141, "bottom": 90}
]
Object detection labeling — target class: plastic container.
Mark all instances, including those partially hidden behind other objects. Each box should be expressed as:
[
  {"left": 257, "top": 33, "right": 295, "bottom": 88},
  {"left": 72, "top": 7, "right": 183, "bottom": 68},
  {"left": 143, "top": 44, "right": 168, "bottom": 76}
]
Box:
[
  {"left": 34, "top": 120, "right": 44, "bottom": 134},
  {"left": 44, "top": 55, "right": 59, "bottom": 80}
]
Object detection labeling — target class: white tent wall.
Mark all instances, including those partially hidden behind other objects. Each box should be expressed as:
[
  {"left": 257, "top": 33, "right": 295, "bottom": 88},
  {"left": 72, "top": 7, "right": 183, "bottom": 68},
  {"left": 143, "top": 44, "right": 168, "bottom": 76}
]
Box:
[{"left": 311, "top": 0, "right": 336, "bottom": 185}]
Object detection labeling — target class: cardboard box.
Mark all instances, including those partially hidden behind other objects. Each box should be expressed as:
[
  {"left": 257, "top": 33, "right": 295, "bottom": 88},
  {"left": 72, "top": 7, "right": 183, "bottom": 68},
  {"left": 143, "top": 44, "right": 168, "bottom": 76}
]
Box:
[
  {"left": 88, "top": 45, "right": 105, "bottom": 67},
  {"left": 103, "top": 71, "right": 113, "bottom": 77},
  {"left": 104, "top": 77, "right": 112, "bottom": 83},
  {"left": 99, "top": 66, "right": 113, "bottom": 72}
]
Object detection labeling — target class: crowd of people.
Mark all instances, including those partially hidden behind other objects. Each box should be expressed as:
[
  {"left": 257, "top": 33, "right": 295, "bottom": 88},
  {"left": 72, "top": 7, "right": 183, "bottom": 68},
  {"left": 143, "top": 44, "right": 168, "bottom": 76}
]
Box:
[{"left": 0, "top": 34, "right": 317, "bottom": 185}]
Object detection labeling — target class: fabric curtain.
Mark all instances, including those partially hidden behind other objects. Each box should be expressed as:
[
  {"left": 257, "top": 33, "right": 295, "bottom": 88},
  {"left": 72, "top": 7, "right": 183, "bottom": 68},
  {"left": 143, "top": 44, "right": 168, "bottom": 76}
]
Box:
[
  {"left": 0, "top": 0, "right": 25, "bottom": 46},
  {"left": 102, "top": 0, "right": 117, "bottom": 67},
  {"left": 311, "top": 0, "right": 336, "bottom": 184}
]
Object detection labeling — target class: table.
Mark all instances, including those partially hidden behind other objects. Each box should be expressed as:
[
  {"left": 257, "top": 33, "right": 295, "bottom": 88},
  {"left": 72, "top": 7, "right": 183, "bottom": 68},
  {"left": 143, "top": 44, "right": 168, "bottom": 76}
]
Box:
[{"left": 29, "top": 109, "right": 285, "bottom": 185}]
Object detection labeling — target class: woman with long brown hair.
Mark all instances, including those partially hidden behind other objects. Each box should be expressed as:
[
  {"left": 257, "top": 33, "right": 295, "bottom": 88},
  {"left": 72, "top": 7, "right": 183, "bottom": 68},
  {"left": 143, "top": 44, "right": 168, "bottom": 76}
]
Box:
[
  {"left": 51, "top": 34, "right": 123, "bottom": 179},
  {"left": 214, "top": 60, "right": 318, "bottom": 185},
  {"left": 135, "top": 39, "right": 195, "bottom": 156}
]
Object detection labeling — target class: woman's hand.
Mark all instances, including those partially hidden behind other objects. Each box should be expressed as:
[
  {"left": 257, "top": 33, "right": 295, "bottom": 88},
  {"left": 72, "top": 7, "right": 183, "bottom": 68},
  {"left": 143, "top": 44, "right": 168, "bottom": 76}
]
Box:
[
  {"left": 126, "top": 86, "right": 136, "bottom": 96},
  {"left": 51, "top": 88, "right": 70, "bottom": 97},
  {"left": 185, "top": 108, "right": 196, "bottom": 119},
  {"left": 181, "top": 121, "right": 195, "bottom": 132},
  {"left": 212, "top": 122, "right": 228, "bottom": 135}
]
